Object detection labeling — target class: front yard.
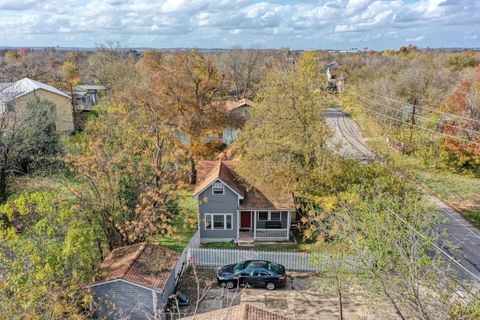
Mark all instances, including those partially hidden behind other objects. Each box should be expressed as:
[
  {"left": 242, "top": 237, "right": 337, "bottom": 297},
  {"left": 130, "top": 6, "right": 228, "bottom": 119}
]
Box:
[{"left": 169, "top": 267, "right": 400, "bottom": 320}]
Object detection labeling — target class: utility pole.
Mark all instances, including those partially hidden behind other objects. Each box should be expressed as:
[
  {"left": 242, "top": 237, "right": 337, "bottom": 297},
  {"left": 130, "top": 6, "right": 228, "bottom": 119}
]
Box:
[{"left": 409, "top": 98, "right": 417, "bottom": 148}]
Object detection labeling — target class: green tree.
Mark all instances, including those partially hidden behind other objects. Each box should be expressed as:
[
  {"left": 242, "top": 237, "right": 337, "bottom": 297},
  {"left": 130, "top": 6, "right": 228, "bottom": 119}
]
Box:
[
  {"left": 0, "top": 98, "right": 61, "bottom": 205},
  {"left": 238, "top": 51, "right": 332, "bottom": 197},
  {"left": 66, "top": 103, "right": 182, "bottom": 251},
  {"left": 0, "top": 192, "right": 99, "bottom": 319}
]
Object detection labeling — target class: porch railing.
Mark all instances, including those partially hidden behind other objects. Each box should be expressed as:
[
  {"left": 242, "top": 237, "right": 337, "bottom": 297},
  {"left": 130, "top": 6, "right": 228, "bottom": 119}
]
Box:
[{"left": 254, "top": 228, "right": 289, "bottom": 241}]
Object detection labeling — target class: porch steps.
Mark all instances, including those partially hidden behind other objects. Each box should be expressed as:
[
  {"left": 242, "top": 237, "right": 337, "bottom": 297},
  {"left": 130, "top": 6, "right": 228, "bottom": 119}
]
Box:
[{"left": 238, "top": 232, "right": 255, "bottom": 247}]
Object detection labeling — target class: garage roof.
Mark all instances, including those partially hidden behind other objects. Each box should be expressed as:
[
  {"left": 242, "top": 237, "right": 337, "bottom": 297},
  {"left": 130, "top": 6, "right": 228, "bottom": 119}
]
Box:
[{"left": 94, "top": 242, "right": 180, "bottom": 291}]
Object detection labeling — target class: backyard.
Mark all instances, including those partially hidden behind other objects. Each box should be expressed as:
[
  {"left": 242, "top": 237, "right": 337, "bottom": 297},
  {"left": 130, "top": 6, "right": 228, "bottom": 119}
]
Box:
[{"left": 150, "top": 186, "right": 198, "bottom": 252}]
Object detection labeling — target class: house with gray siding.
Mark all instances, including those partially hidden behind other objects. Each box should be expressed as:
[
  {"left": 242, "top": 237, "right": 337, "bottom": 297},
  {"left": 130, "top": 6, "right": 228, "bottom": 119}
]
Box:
[
  {"left": 193, "top": 160, "right": 296, "bottom": 243},
  {"left": 90, "top": 243, "right": 180, "bottom": 320}
]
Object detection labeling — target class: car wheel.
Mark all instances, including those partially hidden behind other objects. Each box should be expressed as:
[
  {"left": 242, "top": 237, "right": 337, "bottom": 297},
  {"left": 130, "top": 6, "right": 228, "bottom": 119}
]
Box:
[
  {"left": 226, "top": 281, "right": 235, "bottom": 289},
  {"left": 266, "top": 282, "right": 275, "bottom": 290}
]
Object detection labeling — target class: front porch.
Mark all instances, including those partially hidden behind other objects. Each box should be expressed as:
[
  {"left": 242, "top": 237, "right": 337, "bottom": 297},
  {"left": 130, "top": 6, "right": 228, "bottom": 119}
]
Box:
[{"left": 238, "top": 210, "right": 291, "bottom": 242}]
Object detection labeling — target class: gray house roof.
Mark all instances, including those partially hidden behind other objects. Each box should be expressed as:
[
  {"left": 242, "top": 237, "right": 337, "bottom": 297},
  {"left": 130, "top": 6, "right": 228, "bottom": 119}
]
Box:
[{"left": 0, "top": 78, "right": 70, "bottom": 101}]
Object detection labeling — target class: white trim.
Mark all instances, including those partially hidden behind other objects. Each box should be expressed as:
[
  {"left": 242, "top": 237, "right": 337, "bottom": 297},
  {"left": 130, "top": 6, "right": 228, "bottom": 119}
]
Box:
[
  {"left": 152, "top": 290, "right": 158, "bottom": 319},
  {"left": 239, "top": 211, "right": 253, "bottom": 230},
  {"left": 200, "top": 238, "right": 237, "bottom": 243},
  {"left": 287, "top": 211, "right": 291, "bottom": 235},
  {"left": 212, "top": 182, "right": 224, "bottom": 195},
  {"left": 236, "top": 210, "right": 240, "bottom": 240},
  {"left": 90, "top": 278, "right": 162, "bottom": 293},
  {"left": 193, "top": 178, "right": 244, "bottom": 200},
  {"left": 204, "top": 213, "right": 233, "bottom": 230},
  {"left": 254, "top": 211, "right": 257, "bottom": 240},
  {"left": 256, "top": 210, "right": 286, "bottom": 221}
]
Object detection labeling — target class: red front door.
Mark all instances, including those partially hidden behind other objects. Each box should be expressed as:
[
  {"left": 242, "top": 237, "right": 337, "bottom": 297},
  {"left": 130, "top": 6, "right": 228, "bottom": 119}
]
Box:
[{"left": 240, "top": 211, "right": 251, "bottom": 229}]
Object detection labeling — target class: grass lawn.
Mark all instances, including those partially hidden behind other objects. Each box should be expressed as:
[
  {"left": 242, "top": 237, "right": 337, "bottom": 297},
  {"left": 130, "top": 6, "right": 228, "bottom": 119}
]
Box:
[
  {"left": 10, "top": 171, "right": 81, "bottom": 199},
  {"left": 201, "top": 242, "right": 237, "bottom": 249},
  {"left": 150, "top": 185, "right": 198, "bottom": 252}
]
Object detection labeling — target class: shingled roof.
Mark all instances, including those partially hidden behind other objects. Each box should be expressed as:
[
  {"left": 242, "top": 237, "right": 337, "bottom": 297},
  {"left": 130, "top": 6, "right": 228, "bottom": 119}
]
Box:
[
  {"left": 180, "top": 303, "right": 293, "bottom": 320},
  {"left": 193, "top": 160, "right": 295, "bottom": 211},
  {"left": 193, "top": 160, "right": 245, "bottom": 198},
  {"left": 224, "top": 98, "right": 255, "bottom": 113},
  {"left": 94, "top": 243, "right": 180, "bottom": 291}
]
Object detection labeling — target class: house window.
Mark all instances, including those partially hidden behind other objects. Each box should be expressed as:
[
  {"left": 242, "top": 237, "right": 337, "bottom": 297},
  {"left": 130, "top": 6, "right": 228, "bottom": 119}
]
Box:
[
  {"left": 212, "top": 182, "right": 224, "bottom": 195},
  {"left": 6, "top": 102, "right": 14, "bottom": 112},
  {"left": 270, "top": 212, "right": 281, "bottom": 221},
  {"left": 205, "top": 215, "right": 212, "bottom": 229},
  {"left": 226, "top": 215, "right": 232, "bottom": 229},
  {"left": 258, "top": 211, "right": 269, "bottom": 221},
  {"left": 205, "top": 214, "right": 233, "bottom": 230}
]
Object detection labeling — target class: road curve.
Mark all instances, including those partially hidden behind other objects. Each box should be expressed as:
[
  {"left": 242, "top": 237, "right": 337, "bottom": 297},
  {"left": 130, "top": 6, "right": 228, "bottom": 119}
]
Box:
[{"left": 326, "top": 107, "right": 480, "bottom": 285}]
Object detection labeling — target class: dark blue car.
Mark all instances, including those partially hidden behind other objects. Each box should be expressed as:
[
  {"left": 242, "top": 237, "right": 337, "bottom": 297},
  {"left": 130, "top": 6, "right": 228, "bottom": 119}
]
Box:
[{"left": 216, "top": 260, "right": 287, "bottom": 290}]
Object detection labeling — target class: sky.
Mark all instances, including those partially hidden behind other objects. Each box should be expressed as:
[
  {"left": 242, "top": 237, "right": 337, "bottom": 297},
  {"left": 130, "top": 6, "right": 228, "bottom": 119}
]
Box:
[{"left": 0, "top": 0, "right": 479, "bottom": 50}]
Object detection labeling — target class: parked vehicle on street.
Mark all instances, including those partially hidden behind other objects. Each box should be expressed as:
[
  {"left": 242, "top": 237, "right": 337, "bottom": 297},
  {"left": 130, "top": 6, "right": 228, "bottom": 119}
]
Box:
[{"left": 216, "top": 260, "right": 287, "bottom": 290}]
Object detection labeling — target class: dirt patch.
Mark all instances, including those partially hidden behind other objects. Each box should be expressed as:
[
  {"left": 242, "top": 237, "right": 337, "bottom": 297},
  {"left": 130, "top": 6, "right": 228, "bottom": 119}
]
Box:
[{"left": 168, "top": 267, "right": 241, "bottom": 319}]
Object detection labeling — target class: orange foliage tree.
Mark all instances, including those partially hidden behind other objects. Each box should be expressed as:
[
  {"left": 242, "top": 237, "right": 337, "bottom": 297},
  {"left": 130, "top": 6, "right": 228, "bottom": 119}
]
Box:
[
  {"left": 122, "top": 50, "right": 227, "bottom": 184},
  {"left": 66, "top": 103, "right": 185, "bottom": 252},
  {"left": 441, "top": 66, "right": 480, "bottom": 175}
]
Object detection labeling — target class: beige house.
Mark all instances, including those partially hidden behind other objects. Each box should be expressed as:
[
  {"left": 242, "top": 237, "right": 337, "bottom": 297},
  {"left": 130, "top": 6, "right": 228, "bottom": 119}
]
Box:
[{"left": 0, "top": 78, "right": 74, "bottom": 132}]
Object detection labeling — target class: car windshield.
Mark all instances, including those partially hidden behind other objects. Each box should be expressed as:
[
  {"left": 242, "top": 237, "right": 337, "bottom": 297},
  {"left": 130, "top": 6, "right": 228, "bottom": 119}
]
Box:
[
  {"left": 234, "top": 262, "right": 245, "bottom": 273},
  {"left": 267, "top": 262, "right": 285, "bottom": 274}
]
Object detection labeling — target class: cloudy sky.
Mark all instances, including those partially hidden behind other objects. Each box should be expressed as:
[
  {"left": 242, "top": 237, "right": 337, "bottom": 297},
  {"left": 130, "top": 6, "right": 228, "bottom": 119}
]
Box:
[{"left": 0, "top": 0, "right": 478, "bottom": 49}]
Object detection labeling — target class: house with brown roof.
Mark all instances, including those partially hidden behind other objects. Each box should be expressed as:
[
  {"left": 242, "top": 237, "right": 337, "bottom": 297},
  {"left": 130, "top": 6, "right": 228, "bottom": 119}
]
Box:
[
  {"left": 180, "top": 303, "right": 292, "bottom": 320},
  {"left": 193, "top": 160, "right": 295, "bottom": 243},
  {"left": 223, "top": 98, "right": 255, "bottom": 146},
  {"left": 90, "top": 243, "right": 181, "bottom": 320}
]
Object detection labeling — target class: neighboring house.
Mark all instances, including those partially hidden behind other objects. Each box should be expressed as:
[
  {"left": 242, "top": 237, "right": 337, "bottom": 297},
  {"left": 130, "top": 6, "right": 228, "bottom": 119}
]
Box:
[
  {"left": 180, "top": 303, "right": 292, "bottom": 320},
  {"left": 91, "top": 243, "right": 180, "bottom": 320},
  {"left": 223, "top": 98, "right": 255, "bottom": 146},
  {"left": 325, "top": 62, "right": 343, "bottom": 92},
  {"left": 74, "top": 84, "right": 105, "bottom": 111},
  {"left": 0, "top": 78, "right": 74, "bottom": 132},
  {"left": 193, "top": 160, "right": 295, "bottom": 243}
]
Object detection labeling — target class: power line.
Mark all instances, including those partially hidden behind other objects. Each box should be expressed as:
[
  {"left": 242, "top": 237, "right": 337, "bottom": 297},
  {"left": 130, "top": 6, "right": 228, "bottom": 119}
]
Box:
[
  {"left": 361, "top": 91, "right": 480, "bottom": 125},
  {"left": 351, "top": 97, "right": 480, "bottom": 147},
  {"left": 351, "top": 91, "right": 480, "bottom": 137},
  {"left": 386, "top": 208, "right": 480, "bottom": 301}
]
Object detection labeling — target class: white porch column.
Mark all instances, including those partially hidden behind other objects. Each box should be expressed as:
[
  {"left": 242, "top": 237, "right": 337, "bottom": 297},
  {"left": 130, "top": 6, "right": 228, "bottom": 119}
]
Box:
[
  {"left": 286, "top": 211, "right": 291, "bottom": 240},
  {"left": 236, "top": 210, "right": 240, "bottom": 241},
  {"left": 253, "top": 211, "right": 257, "bottom": 240}
]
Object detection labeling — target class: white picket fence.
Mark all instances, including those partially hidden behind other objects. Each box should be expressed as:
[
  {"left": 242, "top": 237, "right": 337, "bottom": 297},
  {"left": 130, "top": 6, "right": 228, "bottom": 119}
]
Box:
[{"left": 186, "top": 247, "right": 359, "bottom": 272}]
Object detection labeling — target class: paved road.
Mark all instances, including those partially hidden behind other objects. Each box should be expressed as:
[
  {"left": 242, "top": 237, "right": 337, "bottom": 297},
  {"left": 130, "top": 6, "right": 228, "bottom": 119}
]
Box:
[
  {"left": 325, "top": 108, "right": 375, "bottom": 161},
  {"left": 326, "top": 107, "right": 480, "bottom": 285}
]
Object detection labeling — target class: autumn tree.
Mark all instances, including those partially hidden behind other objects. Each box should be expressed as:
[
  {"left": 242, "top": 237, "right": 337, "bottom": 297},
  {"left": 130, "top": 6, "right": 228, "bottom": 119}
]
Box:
[
  {"left": 86, "top": 41, "right": 138, "bottom": 92},
  {"left": 130, "top": 50, "right": 227, "bottom": 184},
  {"left": 238, "top": 51, "right": 332, "bottom": 195},
  {"left": 62, "top": 51, "right": 81, "bottom": 118},
  {"left": 440, "top": 66, "right": 480, "bottom": 175},
  {"left": 220, "top": 46, "right": 264, "bottom": 100},
  {"left": 66, "top": 103, "right": 183, "bottom": 251}
]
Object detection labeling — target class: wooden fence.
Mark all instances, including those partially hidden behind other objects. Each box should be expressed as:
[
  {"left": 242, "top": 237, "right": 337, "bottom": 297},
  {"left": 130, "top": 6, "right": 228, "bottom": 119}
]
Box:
[{"left": 186, "top": 247, "right": 359, "bottom": 272}]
